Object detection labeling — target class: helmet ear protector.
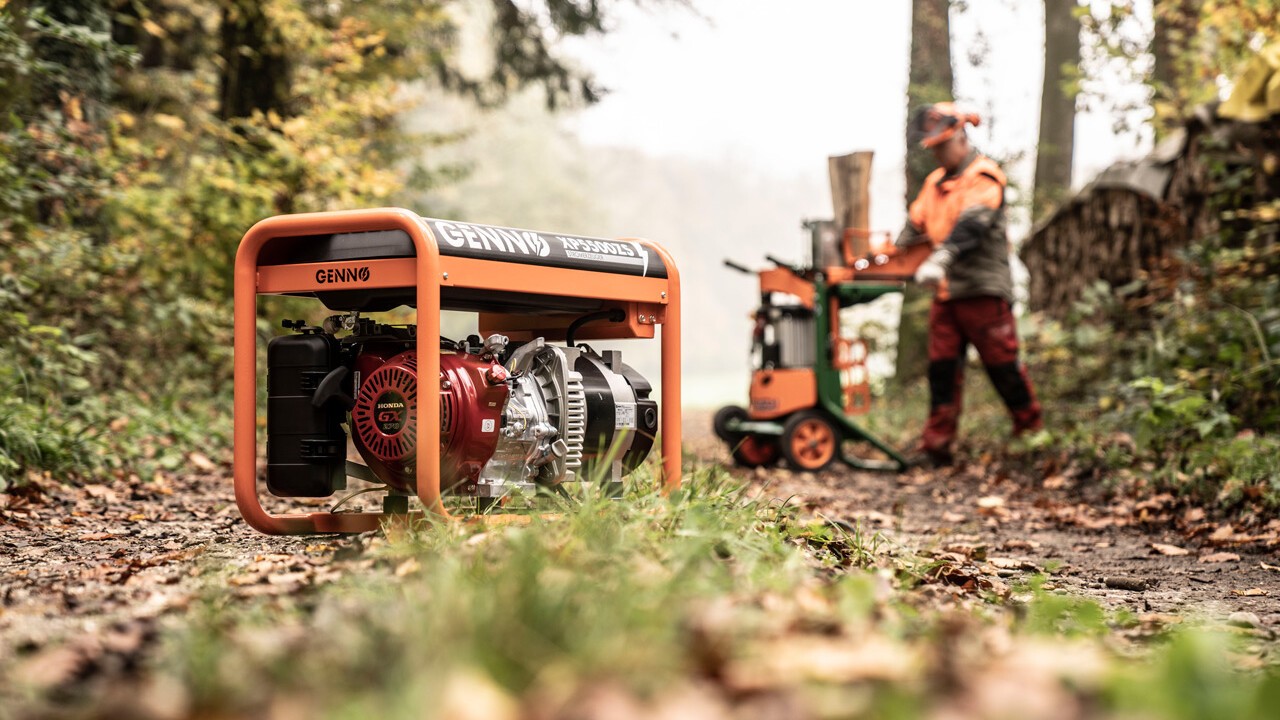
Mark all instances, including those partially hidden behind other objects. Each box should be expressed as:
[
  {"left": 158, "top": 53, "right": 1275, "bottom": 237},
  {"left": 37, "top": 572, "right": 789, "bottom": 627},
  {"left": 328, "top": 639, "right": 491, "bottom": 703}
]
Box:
[{"left": 910, "top": 103, "right": 980, "bottom": 149}]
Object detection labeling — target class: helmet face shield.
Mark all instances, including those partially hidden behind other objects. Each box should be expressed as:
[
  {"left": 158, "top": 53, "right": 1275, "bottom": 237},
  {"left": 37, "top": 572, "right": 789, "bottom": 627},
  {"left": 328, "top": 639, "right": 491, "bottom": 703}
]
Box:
[{"left": 909, "top": 103, "right": 978, "bottom": 149}]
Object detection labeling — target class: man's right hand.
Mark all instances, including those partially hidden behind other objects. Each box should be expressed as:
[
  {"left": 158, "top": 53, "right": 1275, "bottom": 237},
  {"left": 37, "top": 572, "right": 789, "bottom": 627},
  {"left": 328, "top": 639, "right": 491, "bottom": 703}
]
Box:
[{"left": 914, "top": 246, "right": 955, "bottom": 287}]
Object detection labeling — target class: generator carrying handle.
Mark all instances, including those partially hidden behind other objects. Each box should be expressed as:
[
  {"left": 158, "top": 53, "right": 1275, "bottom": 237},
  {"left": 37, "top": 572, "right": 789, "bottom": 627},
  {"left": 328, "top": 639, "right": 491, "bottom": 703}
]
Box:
[{"left": 235, "top": 208, "right": 441, "bottom": 534}]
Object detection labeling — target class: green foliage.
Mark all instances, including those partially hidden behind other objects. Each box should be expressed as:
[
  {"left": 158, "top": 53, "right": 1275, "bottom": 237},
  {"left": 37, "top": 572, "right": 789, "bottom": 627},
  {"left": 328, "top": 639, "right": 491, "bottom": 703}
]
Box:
[
  {"left": 1106, "top": 631, "right": 1280, "bottom": 720},
  {"left": 0, "top": 226, "right": 232, "bottom": 489},
  {"left": 0, "top": 1, "right": 411, "bottom": 485},
  {"left": 1023, "top": 579, "right": 1109, "bottom": 638},
  {"left": 1081, "top": 1, "right": 1278, "bottom": 131},
  {"left": 0, "top": 296, "right": 103, "bottom": 484},
  {"left": 1127, "top": 377, "right": 1236, "bottom": 449},
  {"left": 159, "top": 471, "right": 827, "bottom": 714},
  {"left": 0, "top": 2, "right": 133, "bottom": 117},
  {"left": 1021, "top": 231, "right": 1280, "bottom": 509}
]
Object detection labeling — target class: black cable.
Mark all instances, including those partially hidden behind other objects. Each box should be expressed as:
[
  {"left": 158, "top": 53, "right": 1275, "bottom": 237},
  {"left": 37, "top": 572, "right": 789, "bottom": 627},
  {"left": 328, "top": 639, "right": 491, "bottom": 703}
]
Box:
[{"left": 565, "top": 308, "right": 626, "bottom": 347}]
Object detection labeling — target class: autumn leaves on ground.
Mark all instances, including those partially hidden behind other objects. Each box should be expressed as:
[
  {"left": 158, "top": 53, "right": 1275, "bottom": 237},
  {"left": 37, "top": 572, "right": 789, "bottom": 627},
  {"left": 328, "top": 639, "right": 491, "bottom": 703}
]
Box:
[{"left": 3, "top": 410, "right": 1280, "bottom": 720}]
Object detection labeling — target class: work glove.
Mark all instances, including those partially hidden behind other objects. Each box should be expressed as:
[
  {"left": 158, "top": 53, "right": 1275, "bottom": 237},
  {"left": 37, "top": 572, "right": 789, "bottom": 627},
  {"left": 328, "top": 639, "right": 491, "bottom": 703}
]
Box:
[{"left": 914, "top": 246, "right": 955, "bottom": 287}]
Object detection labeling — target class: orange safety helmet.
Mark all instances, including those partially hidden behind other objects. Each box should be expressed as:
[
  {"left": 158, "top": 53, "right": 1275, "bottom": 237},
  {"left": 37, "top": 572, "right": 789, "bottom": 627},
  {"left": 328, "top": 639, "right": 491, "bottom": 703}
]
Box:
[{"left": 909, "top": 102, "right": 981, "bottom": 149}]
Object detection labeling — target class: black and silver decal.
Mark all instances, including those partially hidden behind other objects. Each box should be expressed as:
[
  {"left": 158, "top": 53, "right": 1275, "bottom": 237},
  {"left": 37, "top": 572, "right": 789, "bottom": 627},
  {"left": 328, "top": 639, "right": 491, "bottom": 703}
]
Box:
[{"left": 425, "top": 219, "right": 666, "bottom": 278}]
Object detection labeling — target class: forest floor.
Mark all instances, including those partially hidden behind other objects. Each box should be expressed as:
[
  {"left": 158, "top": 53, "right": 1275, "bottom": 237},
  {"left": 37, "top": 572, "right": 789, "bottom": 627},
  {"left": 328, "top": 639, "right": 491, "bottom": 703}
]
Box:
[
  {"left": 683, "top": 414, "right": 1280, "bottom": 622},
  {"left": 2, "top": 411, "right": 1279, "bottom": 719}
]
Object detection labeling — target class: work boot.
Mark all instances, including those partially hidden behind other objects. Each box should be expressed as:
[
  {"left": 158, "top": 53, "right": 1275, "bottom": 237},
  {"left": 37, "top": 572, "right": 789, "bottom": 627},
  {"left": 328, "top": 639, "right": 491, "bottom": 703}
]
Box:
[
  {"left": 1011, "top": 405, "right": 1043, "bottom": 436},
  {"left": 904, "top": 445, "right": 954, "bottom": 469}
]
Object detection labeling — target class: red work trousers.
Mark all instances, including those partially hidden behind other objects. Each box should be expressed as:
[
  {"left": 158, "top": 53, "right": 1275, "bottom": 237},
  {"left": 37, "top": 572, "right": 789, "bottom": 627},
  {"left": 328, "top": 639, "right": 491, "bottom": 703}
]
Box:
[{"left": 922, "top": 296, "right": 1042, "bottom": 453}]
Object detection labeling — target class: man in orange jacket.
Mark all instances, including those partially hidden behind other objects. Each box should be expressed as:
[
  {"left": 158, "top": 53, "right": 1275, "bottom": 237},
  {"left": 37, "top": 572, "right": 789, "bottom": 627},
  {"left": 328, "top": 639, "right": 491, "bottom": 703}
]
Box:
[{"left": 898, "top": 103, "right": 1042, "bottom": 465}]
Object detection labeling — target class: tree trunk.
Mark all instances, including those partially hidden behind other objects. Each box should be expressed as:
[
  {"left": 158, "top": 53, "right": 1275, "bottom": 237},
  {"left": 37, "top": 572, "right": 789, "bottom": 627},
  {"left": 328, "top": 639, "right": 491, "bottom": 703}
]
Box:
[
  {"left": 218, "top": 0, "right": 291, "bottom": 120},
  {"left": 1033, "top": 0, "right": 1081, "bottom": 219},
  {"left": 112, "top": 1, "right": 204, "bottom": 72},
  {"left": 1151, "top": 0, "right": 1201, "bottom": 125},
  {"left": 904, "top": 0, "right": 955, "bottom": 205},
  {"left": 896, "top": 0, "right": 954, "bottom": 382},
  {"left": 1, "top": 1, "right": 30, "bottom": 117}
]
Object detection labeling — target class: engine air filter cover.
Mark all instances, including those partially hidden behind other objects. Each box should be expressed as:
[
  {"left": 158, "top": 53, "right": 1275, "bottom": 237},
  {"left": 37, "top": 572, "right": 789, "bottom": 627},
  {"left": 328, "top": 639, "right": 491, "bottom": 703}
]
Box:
[{"left": 353, "top": 354, "right": 418, "bottom": 463}]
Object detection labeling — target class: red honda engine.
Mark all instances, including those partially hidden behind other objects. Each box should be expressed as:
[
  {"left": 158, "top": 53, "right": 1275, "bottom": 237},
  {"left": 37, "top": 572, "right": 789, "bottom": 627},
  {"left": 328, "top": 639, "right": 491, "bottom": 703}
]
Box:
[{"left": 351, "top": 348, "right": 509, "bottom": 495}]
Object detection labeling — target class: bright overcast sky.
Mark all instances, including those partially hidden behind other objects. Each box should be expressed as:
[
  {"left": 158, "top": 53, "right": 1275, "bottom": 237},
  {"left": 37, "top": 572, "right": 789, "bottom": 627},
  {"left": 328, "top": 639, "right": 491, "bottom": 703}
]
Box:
[{"left": 565, "top": 0, "right": 1155, "bottom": 230}]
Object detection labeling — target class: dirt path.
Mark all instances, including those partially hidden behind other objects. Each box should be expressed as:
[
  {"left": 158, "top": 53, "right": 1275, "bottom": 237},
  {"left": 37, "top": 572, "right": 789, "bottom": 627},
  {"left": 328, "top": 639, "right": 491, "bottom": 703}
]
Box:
[
  {"left": 3, "top": 411, "right": 1278, "bottom": 663},
  {"left": 686, "top": 410, "right": 1280, "bottom": 627},
  {"left": 0, "top": 471, "right": 362, "bottom": 656}
]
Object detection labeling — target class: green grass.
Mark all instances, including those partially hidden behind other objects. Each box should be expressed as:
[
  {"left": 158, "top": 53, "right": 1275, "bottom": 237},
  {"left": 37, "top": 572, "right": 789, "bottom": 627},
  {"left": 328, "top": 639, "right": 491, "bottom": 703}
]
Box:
[
  {"left": 8, "top": 463, "right": 1274, "bottom": 719},
  {"left": 0, "top": 386, "right": 231, "bottom": 491}
]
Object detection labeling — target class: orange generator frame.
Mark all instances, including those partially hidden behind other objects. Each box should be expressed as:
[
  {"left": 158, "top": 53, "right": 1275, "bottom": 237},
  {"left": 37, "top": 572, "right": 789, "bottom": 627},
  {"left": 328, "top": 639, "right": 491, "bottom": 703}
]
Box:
[{"left": 234, "top": 208, "right": 681, "bottom": 534}]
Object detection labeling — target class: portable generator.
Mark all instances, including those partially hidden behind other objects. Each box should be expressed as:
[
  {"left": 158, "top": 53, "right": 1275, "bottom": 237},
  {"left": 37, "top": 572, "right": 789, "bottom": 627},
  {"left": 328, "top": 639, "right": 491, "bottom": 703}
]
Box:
[
  {"left": 234, "top": 208, "right": 680, "bottom": 534},
  {"left": 714, "top": 222, "right": 928, "bottom": 473}
]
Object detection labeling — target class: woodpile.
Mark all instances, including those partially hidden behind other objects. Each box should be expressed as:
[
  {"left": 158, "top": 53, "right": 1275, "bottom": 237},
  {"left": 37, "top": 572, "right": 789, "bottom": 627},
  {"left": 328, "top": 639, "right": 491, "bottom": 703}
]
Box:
[
  {"left": 1022, "top": 187, "right": 1173, "bottom": 316},
  {"left": 1024, "top": 46, "right": 1280, "bottom": 319},
  {"left": 1021, "top": 114, "right": 1280, "bottom": 319}
]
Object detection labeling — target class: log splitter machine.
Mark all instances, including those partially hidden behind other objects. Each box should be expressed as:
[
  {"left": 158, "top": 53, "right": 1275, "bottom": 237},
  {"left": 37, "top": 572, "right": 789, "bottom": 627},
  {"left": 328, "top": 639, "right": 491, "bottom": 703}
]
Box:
[{"left": 714, "top": 223, "right": 929, "bottom": 473}]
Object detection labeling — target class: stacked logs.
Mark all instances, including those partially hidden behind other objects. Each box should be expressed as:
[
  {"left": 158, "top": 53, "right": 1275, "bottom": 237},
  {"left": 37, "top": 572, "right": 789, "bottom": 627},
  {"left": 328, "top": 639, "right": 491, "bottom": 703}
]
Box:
[
  {"left": 1021, "top": 115, "right": 1279, "bottom": 318},
  {"left": 1021, "top": 187, "right": 1174, "bottom": 316}
]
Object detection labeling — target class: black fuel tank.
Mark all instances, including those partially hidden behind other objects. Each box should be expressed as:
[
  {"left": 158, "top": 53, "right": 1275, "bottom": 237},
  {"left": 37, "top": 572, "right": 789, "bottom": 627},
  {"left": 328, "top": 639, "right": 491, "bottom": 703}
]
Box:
[{"left": 266, "top": 333, "right": 347, "bottom": 497}]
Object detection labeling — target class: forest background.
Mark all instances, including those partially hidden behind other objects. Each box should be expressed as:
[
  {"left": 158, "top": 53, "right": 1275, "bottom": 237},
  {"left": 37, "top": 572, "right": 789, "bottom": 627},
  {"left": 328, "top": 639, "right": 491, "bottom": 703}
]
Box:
[{"left": 1, "top": 0, "right": 1278, "bottom": 512}]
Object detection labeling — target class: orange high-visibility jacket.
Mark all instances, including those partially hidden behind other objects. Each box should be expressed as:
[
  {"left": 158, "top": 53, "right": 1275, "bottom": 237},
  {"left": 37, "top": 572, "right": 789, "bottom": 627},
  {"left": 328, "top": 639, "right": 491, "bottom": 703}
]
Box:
[{"left": 902, "top": 153, "right": 1013, "bottom": 303}]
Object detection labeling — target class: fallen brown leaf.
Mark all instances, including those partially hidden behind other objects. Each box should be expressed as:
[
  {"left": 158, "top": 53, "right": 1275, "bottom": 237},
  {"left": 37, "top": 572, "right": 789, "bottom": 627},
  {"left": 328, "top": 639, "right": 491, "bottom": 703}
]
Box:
[
  {"left": 1231, "top": 588, "right": 1268, "bottom": 597},
  {"left": 188, "top": 452, "right": 217, "bottom": 473},
  {"left": 83, "top": 484, "right": 119, "bottom": 502},
  {"left": 14, "top": 645, "right": 87, "bottom": 689},
  {"left": 1150, "top": 543, "right": 1189, "bottom": 557},
  {"left": 1042, "top": 475, "right": 1068, "bottom": 490},
  {"left": 228, "top": 573, "right": 264, "bottom": 587},
  {"left": 266, "top": 571, "right": 311, "bottom": 587},
  {"left": 1199, "top": 552, "right": 1241, "bottom": 564},
  {"left": 395, "top": 558, "right": 421, "bottom": 577},
  {"left": 724, "top": 636, "right": 915, "bottom": 691}
]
